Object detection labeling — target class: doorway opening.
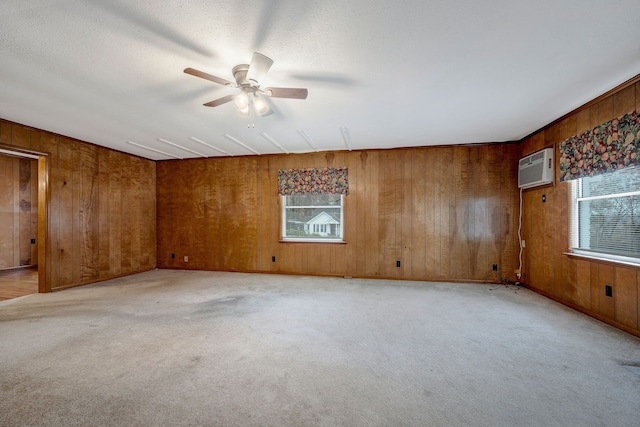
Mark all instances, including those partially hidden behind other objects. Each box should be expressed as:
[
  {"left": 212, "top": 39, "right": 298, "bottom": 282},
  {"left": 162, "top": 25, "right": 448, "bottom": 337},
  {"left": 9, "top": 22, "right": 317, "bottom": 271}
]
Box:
[{"left": 0, "top": 147, "right": 47, "bottom": 300}]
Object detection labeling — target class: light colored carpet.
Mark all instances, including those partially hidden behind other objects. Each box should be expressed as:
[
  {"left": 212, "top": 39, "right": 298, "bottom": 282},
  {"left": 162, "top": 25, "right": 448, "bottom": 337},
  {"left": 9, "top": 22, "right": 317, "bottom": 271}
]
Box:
[{"left": 1, "top": 270, "right": 639, "bottom": 426}]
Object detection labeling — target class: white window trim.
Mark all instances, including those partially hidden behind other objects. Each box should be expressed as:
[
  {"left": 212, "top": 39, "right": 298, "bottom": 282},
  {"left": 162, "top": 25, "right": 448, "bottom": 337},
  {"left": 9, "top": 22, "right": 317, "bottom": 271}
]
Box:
[
  {"left": 568, "top": 172, "right": 640, "bottom": 267},
  {"left": 567, "top": 248, "right": 640, "bottom": 266},
  {"left": 280, "top": 195, "right": 345, "bottom": 243}
]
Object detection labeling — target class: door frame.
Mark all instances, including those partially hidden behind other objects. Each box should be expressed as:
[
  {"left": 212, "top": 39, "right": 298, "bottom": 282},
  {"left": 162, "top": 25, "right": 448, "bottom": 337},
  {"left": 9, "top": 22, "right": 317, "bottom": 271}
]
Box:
[{"left": 0, "top": 146, "right": 48, "bottom": 293}]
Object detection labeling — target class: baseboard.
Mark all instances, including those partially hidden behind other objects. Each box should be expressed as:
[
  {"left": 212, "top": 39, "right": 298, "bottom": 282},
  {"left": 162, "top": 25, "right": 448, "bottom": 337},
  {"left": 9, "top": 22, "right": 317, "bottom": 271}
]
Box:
[{"left": 524, "top": 285, "right": 640, "bottom": 339}]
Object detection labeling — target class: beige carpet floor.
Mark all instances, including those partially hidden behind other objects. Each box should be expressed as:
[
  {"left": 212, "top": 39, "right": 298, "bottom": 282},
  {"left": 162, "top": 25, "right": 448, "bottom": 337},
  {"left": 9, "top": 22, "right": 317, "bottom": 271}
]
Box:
[{"left": 1, "top": 269, "right": 639, "bottom": 426}]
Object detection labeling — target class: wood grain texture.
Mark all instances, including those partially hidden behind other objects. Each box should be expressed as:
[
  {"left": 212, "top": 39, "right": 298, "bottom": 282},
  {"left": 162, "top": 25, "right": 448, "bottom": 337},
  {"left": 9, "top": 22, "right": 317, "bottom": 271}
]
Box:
[
  {"left": 98, "top": 148, "right": 111, "bottom": 277},
  {"left": 44, "top": 134, "right": 60, "bottom": 289},
  {"left": 0, "top": 119, "right": 156, "bottom": 291},
  {"left": 598, "top": 264, "right": 616, "bottom": 321},
  {"left": 79, "top": 143, "right": 98, "bottom": 281},
  {"left": 18, "top": 159, "right": 33, "bottom": 266},
  {"left": 156, "top": 144, "right": 519, "bottom": 283},
  {"left": 575, "top": 260, "right": 591, "bottom": 310},
  {"left": 13, "top": 161, "right": 20, "bottom": 266},
  {"left": 37, "top": 155, "right": 47, "bottom": 292},
  {"left": 0, "top": 156, "right": 36, "bottom": 269},
  {"left": 58, "top": 138, "right": 74, "bottom": 286},
  {"left": 590, "top": 263, "right": 599, "bottom": 313},
  {"left": 108, "top": 150, "right": 123, "bottom": 276},
  {"left": 613, "top": 85, "right": 635, "bottom": 117},
  {"left": 0, "top": 267, "right": 38, "bottom": 301},
  {"left": 0, "top": 155, "right": 15, "bottom": 268},
  {"left": 614, "top": 268, "right": 638, "bottom": 330},
  {"left": 520, "top": 84, "right": 640, "bottom": 337},
  {"left": 30, "top": 157, "right": 38, "bottom": 265}
]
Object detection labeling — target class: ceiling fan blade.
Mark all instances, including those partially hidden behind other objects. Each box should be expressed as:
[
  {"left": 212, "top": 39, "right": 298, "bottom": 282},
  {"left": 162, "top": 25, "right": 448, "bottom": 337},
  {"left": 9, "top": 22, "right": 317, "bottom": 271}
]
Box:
[
  {"left": 246, "top": 52, "right": 273, "bottom": 84},
  {"left": 203, "top": 94, "right": 236, "bottom": 107},
  {"left": 264, "top": 87, "right": 308, "bottom": 99},
  {"left": 184, "top": 67, "right": 234, "bottom": 87}
]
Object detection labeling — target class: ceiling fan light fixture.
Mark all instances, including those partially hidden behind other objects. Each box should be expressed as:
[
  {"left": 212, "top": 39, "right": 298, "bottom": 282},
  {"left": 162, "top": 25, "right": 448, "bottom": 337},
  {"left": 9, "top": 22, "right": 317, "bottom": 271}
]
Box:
[
  {"left": 237, "top": 105, "right": 250, "bottom": 116},
  {"left": 253, "top": 95, "right": 270, "bottom": 117},
  {"left": 235, "top": 91, "right": 249, "bottom": 109},
  {"left": 185, "top": 52, "right": 308, "bottom": 119}
]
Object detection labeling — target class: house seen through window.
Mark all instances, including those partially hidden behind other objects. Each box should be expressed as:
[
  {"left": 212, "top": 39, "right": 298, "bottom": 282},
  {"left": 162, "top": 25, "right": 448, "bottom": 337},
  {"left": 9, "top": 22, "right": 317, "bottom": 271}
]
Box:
[
  {"left": 282, "top": 194, "right": 343, "bottom": 241},
  {"left": 570, "top": 166, "right": 640, "bottom": 262}
]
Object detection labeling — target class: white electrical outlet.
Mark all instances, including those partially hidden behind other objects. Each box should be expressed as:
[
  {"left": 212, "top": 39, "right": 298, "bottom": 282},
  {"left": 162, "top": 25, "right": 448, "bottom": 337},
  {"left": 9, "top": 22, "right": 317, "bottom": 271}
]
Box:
[
  {"left": 521, "top": 240, "right": 526, "bottom": 248},
  {"left": 184, "top": 256, "right": 188, "bottom": 262}
]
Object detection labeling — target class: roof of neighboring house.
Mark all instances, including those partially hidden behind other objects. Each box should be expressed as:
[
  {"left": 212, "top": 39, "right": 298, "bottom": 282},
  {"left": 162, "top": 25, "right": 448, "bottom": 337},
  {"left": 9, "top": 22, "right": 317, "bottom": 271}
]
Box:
[{"left": 305, "top": 210, "right": 340, "bottom": 224}]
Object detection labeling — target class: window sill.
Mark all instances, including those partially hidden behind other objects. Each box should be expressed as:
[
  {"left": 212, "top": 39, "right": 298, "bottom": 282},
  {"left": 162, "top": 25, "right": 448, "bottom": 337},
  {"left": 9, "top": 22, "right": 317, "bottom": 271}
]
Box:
[
  {"left": 279, "top": 239, "right": 347, "bottom": 244},
  {"left": 564, "top": 251, "right": 640, "bottom": 269}
]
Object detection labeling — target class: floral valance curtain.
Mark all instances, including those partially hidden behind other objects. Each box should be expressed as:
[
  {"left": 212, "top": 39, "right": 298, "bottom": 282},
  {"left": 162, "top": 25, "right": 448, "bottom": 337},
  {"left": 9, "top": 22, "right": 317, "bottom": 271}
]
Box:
[
  {"left": 559, "top": 109, "right": 640, "bottom": 182},
  {"left": 278, "top": 167, "right": 349, "bottom": 196}
]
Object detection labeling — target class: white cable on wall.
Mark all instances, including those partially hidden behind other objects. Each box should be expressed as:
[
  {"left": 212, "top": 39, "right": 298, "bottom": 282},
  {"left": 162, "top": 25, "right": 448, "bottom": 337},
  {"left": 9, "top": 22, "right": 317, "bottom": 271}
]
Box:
[{"left": 517, "top": 187, "right": 523, "bottom": 283}]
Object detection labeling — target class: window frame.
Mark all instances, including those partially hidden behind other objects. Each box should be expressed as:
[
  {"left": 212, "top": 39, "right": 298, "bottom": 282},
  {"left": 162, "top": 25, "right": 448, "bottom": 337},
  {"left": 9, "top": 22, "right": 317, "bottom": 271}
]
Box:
[
  {"left": 280, "top": 194, "right": 345, "bottom": 243},
  {"left": 569, "top": 167, "right": 640, "bottom": 266}
]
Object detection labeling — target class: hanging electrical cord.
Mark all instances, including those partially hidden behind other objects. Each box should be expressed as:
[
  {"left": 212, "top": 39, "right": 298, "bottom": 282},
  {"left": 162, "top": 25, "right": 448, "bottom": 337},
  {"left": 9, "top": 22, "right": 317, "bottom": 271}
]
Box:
[{"left": 516, "top": 187, "right": 523, "bottom": 284}]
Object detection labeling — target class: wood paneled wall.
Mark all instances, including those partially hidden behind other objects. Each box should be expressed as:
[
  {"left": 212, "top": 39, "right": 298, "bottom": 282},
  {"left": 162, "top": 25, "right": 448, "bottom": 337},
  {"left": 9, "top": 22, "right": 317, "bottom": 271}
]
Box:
[
  {"left": 0, "top": 155, "right": 37, "bottom": 268},
  {"left": 519, "top": 78, "right": 640, "bottom": 337},
  {"left": 157, "top": 144, "right": 519, "bottom": 282},
  {"left": 0, "top": 120, "right": 157, "bottom": 291}
]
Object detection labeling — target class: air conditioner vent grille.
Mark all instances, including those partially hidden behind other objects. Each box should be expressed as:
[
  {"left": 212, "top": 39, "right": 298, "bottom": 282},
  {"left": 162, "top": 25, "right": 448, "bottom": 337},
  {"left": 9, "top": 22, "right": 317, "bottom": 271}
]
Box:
[
  {"left": 518, "top": 148, "right": 554, "bottom": 189},
  {"left": 532, "top": 151, "right": 545, "bottom": 161}
]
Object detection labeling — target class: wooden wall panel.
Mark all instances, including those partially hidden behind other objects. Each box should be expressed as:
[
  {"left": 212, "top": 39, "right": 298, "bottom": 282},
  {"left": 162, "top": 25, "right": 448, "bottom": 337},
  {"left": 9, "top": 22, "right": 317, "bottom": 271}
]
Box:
[
  {"left": 79, "top": 143, "right": 99, "bottom": 281},
  {"left": 29, "top": 157, "right": 38, "bottom": 264},
  {"left": 0, "top": 121, "right": 8, "bottom": 145},
  {"left": 589, "top": 263, "right": 599, "bottom": 314},
  {"left": 119, "top": 154, "right": 133, "bottom": 273},
  {"left": 0, "top": 155, "right": 15, "bottom": 268},
  {"left": 519, "top": 76, "right": 640, "bottom": 337},
  {"left": 500, "top": 145, "right": 518, "bottom": 281},
  {"left": 575, "top": 260, "right": 591, "bottom": 310},
  {"left": 0, "top": 155, "right": 37, "bottom": 269},
  {"left": 141, "top": 158, "right": 156, "bottom": 270},
  {"left": 442, "top": 147, "right": 456, "bottom": 280},
  {"left": 0, "top": 119, "right": 156, "bottom": 291},
  {"left": 451, "top": 147, "right": 468, "bottom": 280},
  {"left": 156, "top": 143, "right": 520, "bottom": 283},
  {"left": 18, "top": 159, "right": 32, "bottom": 265},
  {"left": 615, "top": 268, "right": 638, "bottom": 330},
  {"left": 44, "top": 134, "right": 60, "bottom": 289},
  {"left": 98, "top": 147, "right": 111, "bottom": 278},
  {"left": 367, "top": 152, "right": 380, "bottom": 276},
  {"left": 13, "top": 160, "right": 21, "bottom": 266},
  {"left": 351, "top": 151, "right": 366, "bottom": 275},
  {"left": 129, "top": 157, "right": 143, "bottom": 273},
  {"left": 411, "top": 149, "right": 426, "bottom": 279},
  {"left": 57, "top": 138, "right": 74, "bottom": 286},
  {"left": 108, "top": 150, "right": 123, "bottom": 276},
  {"left": 613, "top": 85, "right": 635, "bottom": 117},
  {"left": 379, "top": 149, "right": 397, "bottom": 277},
  {"left": 401, "top": 150, "right": 413, "bottom": 277},
  {"left": 598, "top": 264, "right": 616, "bottom": 321},
  {"left": 475, "top": 146, "right": 490, "bottom": 281}
]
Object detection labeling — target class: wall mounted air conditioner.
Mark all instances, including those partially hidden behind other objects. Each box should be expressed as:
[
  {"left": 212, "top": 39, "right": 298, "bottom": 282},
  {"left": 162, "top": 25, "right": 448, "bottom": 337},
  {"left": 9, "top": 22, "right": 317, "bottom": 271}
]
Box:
[{"left": 518, "top": 148, "right": 554, "bottom": 189}]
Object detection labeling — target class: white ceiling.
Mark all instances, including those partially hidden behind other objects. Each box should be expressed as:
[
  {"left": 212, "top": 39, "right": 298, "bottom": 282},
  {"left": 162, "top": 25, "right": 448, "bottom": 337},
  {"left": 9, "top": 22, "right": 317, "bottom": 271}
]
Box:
[{"left": 1, "top": 1, "right": 640, "bottom": 160}]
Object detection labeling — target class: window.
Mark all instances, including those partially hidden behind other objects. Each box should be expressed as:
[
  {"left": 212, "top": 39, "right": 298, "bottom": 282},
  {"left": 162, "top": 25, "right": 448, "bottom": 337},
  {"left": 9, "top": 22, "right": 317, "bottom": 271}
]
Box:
[
  {"left": 282, "top": 194, "right": 343, "bottom": 241},
  {"left": 570, "top": 166, "right": 640, "bottom": 263}
]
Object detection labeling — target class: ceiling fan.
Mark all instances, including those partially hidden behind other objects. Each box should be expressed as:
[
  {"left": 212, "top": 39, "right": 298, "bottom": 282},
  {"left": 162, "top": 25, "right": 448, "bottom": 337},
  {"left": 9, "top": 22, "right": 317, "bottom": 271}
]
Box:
[{"left": 184, "top": 52, "right": 308, "bottom": 118}]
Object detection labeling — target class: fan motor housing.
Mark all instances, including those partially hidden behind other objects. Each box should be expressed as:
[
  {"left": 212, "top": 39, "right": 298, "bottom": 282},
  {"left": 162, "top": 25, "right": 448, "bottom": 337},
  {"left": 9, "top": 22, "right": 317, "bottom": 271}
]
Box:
[{"left": 232, "top": 64, "right": 251, "bottom": 87}]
